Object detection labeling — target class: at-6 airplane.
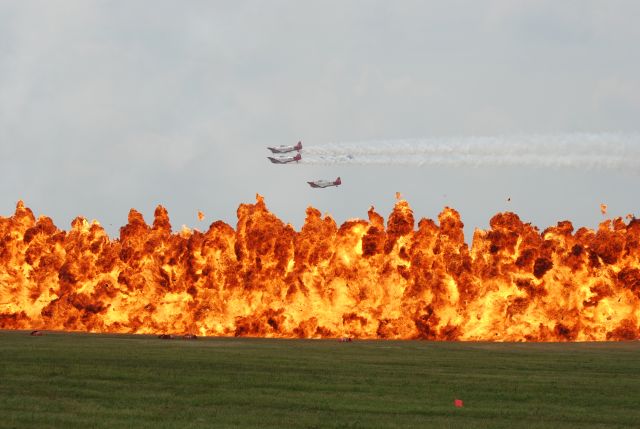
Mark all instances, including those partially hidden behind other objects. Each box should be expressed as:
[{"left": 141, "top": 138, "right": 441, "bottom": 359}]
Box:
[
  {"left": 267, "top": 141, "right": 302, "bottom": 153},
  {"left": 307, "top": 177, "right": 341, "bottom": 188},
  {"left": 268, "top": 153, "right": 302, "bottom": 164}
]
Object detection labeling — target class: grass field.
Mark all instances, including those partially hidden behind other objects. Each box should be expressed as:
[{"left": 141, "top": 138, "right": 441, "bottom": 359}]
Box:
[{"left": 1, "top": 331, "right": 639, "bottom": 428}]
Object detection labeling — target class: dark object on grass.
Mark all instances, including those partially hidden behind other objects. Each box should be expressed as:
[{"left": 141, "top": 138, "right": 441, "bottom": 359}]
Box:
[
  {"left": 338, "top": 337, "right": 352, "bottom": 342},
  {"left": 30, "top": 330, "right": 43, "bottom": 336},
  {"left": 158, "top": 334, "right": 173, "bottom": 340},
  {"left": 183, "top": 334, "right": 197, "bottom": 340}
]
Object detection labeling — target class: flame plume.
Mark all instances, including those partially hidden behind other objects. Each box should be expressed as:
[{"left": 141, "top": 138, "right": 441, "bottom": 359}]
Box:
[{"left": 1, "top": 197, "right": 639, "bottom": 341}]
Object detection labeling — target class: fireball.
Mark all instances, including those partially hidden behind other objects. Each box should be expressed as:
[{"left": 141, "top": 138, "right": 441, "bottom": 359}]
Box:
[{"left": 1, "top": 197, "right": 638, "bottom": 341}]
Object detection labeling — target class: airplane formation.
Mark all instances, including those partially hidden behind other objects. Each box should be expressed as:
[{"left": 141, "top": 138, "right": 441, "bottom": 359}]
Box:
[{"left": 267, "top": 141, "right": 342, "bottom": 189}]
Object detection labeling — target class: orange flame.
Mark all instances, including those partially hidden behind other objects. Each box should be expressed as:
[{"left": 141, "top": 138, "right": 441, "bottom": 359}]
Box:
[
  {"left": 1, "top": 197, "right": 638, "bottom": 341},
  {"left": 601, "top": 204, "right": 608, "bottom": 216},
  {"left": 197, "top": 211, "right": 205, "bottom": 221}
]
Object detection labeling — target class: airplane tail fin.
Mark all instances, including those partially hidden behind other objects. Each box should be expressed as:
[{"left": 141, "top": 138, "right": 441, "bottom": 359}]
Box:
[{"left": 335, "top": 177, "right": 341, "bottom": 185}]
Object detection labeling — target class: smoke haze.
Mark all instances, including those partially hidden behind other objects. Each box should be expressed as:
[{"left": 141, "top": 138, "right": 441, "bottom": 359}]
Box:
[{"left": 303, "top": 133, "right": 640, "bottom": 170}]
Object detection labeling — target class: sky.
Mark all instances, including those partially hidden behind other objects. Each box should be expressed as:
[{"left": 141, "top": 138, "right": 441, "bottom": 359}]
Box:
[{"left": 1, "top": 1, "right": 639, "bottom": 241}]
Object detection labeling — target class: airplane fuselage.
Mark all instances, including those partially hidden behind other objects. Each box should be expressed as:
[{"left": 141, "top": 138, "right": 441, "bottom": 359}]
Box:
[
  {"left": 307, "top": 178, "right": 341, "bottom": 188},
  {"left": 267, "top": 141, "right": 302, "bottom": 153},
  {"left": 268, "top": 146, "right": 296, "bottom": 153},
  {"left": 268, "top": 153, "right": 301, "bottom": 164}
]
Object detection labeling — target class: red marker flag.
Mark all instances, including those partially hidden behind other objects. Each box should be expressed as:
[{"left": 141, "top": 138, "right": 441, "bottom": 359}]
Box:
[{"left": 454, "top": 399, "right": 463, "bottom": 408}]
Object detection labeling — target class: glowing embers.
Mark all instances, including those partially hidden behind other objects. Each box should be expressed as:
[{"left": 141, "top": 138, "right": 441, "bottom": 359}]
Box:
[{"left": 0, "top": 196, "right": 639, "bottom": 341}]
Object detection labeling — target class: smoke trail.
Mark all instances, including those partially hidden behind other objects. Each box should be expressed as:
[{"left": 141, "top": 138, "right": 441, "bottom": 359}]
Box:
[{"left": 301, "top": 133, "right": 640, "bottom": 170}]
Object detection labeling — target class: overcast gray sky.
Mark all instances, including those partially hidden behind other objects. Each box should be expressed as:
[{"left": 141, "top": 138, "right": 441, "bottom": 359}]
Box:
[{"left": 1, "top": 1, "right": 639, "bottom": 239}]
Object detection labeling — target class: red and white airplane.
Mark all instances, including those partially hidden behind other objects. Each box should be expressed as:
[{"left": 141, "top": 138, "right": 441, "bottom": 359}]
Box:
[
  {"left": 268, "top": 153, "right": 302, "bottom": 164},
  {"left": 307, "top": 177, "right": 341, "bottom": 188},
  {"left": 267, "top": 141, "right": 302, "bottom": 154}
]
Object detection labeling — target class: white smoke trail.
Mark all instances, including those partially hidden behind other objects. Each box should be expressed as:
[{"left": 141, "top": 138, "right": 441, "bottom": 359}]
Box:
[{"left": 301, "top": 133, "right": 640, "bottom": 170}]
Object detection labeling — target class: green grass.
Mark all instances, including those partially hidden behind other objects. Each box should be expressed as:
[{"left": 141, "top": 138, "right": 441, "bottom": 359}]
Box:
[{"left": 1, "top": 332, "right": 639, "bottom": 428}]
